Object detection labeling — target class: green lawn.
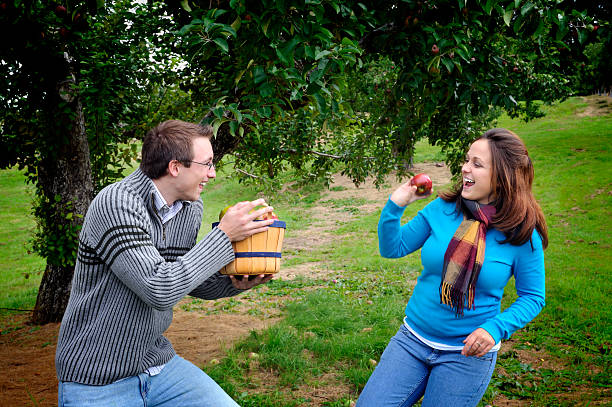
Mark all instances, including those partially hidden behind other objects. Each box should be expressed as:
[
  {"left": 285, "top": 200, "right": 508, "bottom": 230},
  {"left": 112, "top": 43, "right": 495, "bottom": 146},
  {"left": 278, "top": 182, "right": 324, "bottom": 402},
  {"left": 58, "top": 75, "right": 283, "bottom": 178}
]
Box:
[{"left": 0, "top": 96, "right": 610, "bottom": 406}]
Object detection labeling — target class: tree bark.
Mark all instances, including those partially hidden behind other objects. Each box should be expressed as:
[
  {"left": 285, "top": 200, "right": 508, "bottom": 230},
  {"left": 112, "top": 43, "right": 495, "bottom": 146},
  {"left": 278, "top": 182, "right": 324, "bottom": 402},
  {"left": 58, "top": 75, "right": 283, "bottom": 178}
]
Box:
[{"left": 31, "top": 80, "right": 93, "bottom": 324}]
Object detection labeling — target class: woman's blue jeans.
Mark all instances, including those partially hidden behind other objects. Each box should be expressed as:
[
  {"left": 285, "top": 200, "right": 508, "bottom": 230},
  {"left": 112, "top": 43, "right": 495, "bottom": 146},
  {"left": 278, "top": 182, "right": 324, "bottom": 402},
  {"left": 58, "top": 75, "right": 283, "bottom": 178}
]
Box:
[
  {"left": 356, "top": 325, "right": 497, "bottom": 407},
  {"left": 58, "top": 355, "right": 239, "bottom": 407}
]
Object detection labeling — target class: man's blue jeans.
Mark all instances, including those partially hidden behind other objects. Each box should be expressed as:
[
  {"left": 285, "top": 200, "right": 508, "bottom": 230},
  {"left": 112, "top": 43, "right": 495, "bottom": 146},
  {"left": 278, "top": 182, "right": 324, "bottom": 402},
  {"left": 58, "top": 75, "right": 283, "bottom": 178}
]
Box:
[
  {"left": 356, "top": 324, "right": 497, "bottom": 407},
  {"left": 58, "top": 355, "right": 239, "bottom": 407}
]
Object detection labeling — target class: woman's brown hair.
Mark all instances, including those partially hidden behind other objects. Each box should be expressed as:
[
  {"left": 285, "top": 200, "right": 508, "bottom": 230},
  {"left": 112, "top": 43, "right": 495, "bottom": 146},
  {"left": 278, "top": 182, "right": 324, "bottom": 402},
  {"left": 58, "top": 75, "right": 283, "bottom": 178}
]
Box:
[{"left": 440, "top": 128, "right": 548, "bottom": 249}]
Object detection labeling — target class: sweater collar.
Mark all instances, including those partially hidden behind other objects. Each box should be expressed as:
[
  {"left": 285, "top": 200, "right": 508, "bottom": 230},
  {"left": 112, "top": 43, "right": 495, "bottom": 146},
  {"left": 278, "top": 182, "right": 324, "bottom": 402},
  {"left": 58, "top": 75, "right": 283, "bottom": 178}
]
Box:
[{"left": 123, "top": 168, "right": 192, "bottom": 211}]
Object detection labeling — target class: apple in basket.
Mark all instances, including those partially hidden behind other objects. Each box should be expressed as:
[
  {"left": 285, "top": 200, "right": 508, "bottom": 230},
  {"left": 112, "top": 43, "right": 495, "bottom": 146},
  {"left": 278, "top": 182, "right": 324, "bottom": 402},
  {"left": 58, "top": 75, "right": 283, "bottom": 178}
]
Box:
[
  {"left": 258, "top": 204, "right": 279, "bottom": 220},
  {"left": 215, "top": 202, "right": 285, "bottom": 278},
  {"left": 219, "top": 205, "right": 232, "bottom": 221},
  {"left": 218, "top": 203, "right": 279, "bottom": 221}
]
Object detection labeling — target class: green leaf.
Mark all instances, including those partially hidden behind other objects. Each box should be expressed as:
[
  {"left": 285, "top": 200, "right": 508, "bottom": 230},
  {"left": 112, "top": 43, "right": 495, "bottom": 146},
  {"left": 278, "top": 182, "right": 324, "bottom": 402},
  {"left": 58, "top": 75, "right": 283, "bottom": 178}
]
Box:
[
  {"left": 228, "top": 120, "right": 238, "bottom": 136},
  {"left": 318, "top": 27, "right": 333, "bottom": 40},
  {"left": 228, "top": 105, "right": 243, "bottom": 122},
  {"left": 180, "top": 0, "right": 192, "bottom": 12},
  {"left": 309, "top": 60, "right": 328, "bottom": 83},
  {"left": 262, "top": 19, "right": 271, "bottom": 36},
  {"left": 427, "top": 56, "right": 441, "bottom": 71},
  {"left": 483, "top": 0, "right": 495, "bottom": 15},
  {"left": 577, "top": 28, "right": 588, "bottom": 45},
  {"left": 212, "top": 119, "right": 226, "bottom": 136},
  {"left": 259, "top": 83, "right": 274, "bottom": 98},
  {"left": 521, "top": 2, "right": 534, "bottom": 16},
  {"left": 253, "top": 66, "right": 267, "bottom": 84},
  {"left": 455, "top": 47, "right": 469, "bottom": 62},
  {"left": 503, "top": 8, "right": 514, "bottom": 27},
  {"left": 276, "top": 47, "right": 291, "bottom": 66},
  {"left": 314, "top": 92, "right": 327, "bottom": 113},
  {"left": 315, "top": 50, "right": 332, "bottom": 60},
  {"left": 213, "top": 37, "right": 229, "bottom": 53},
  {"left": 441, "top": 57, "right": 454, "bottom": 73},
  {"left": 533, "top": 19, "right": 546, "bottom": 37},
  {"left": 234, "top": 59, "right": 254, "bottom": 86},
  {"left": 212, "top": 106, "right": 224, "bottom": 119}
]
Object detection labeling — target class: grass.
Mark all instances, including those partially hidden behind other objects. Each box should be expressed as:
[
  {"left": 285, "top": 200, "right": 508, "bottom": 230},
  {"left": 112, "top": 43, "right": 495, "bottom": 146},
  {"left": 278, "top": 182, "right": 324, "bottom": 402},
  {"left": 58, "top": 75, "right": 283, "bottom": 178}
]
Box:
[
  {"left": 0, "top": 96, "right": 610, "bottom": 405},
  {"left": 206, "top": 97, "right": 612, "bottom": 406},
  {"left": 0, "top": 170, "right": 44, "bottom": 311}
]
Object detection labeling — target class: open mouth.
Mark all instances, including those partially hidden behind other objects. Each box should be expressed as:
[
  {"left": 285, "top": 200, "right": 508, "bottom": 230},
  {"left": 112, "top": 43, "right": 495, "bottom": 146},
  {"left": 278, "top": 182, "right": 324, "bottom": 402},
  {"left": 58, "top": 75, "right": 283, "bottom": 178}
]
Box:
[{"left": 464, "top": 177, "right": 475, "bottom": 187}]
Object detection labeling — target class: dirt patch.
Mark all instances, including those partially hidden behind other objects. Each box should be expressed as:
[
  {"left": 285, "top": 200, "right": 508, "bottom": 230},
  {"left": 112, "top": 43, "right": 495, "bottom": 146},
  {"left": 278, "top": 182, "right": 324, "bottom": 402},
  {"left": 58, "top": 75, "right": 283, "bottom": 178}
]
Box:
[
  {"left": 577, "top": 95, "right": 612, "bottom": 117},
  {"left": 498, "top": 338, "right": 565, "bottom": 372},
  {"left": 0, "top": 314, "right": 59, "bottom": 407},
  {"left": 289, "top": 372, "right": 357, "bottom": 406},
  {"left": 166, "top": 306, "right": 281, "bottom": 368}
]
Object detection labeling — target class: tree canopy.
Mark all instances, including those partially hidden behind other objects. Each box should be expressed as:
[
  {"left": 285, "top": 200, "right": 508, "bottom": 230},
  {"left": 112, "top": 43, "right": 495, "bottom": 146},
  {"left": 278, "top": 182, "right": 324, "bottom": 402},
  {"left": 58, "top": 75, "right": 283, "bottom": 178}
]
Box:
[{"left": 0, "top": 0, "right": 604, "bottom": 322}]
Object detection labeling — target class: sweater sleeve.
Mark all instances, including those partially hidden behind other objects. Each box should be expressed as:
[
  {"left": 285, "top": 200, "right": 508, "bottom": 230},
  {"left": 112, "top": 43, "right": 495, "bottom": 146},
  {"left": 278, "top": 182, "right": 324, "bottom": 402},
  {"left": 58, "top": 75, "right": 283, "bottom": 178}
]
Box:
[
  {"left": 83, "top": 186, "right": 235, "bottom": 311},
  {"left": 189, "top": 272, "right": 244, "bottom": 299},
  {"left": 479, "top": 231, "right": 546, "bottom": 343},
  {"left": 378, "top": 197, "right": 433, "bottom": 258}
]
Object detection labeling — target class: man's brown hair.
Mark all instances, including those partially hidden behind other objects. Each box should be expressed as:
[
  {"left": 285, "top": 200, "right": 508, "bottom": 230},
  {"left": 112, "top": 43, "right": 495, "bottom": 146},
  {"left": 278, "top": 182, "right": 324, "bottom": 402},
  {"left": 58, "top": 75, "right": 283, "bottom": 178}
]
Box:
[{"left": 140, "top": 120, "right": 213, "bottom": 179}]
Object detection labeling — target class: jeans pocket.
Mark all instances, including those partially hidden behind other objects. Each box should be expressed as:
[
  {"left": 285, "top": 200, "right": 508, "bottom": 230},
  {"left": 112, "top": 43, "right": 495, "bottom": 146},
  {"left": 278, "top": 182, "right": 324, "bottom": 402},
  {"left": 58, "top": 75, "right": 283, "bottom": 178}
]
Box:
[{"left": 475, "top": 351, "right": 496, "bottom": 362}]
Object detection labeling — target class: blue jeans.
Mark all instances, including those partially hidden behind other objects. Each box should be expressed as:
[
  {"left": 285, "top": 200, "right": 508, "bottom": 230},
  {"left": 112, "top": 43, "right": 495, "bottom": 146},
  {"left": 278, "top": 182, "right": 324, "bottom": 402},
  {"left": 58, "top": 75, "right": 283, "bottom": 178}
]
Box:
[
  {"left": 58, "top": 355, "right": 239, "bottom": 407},
  {"left": 356, "top": 325, "right": 497, "bottom": 407}
]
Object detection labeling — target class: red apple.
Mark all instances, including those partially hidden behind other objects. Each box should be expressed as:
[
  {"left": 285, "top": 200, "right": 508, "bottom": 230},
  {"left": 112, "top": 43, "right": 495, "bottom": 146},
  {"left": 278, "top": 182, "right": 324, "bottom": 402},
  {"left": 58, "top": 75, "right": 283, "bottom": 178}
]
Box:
[
  {"left": 410, "top": 173, "right": 433, "bottom": 195},
  {"left": 431, "top": 44, "right": 439, "bottom": 54},
  {"left": 263, "top": 211, "right": 279, "bottom": 220},
  {"left": 55, "top": 5, "right": 67, "bottom": 16}
]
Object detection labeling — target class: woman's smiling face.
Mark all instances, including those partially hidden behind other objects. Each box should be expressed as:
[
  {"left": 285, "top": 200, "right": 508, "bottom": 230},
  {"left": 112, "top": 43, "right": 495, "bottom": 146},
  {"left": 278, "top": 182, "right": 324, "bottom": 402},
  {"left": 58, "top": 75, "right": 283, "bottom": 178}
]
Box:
[{"left": 461, "top": 139, "right": 495, "bottom": 204}]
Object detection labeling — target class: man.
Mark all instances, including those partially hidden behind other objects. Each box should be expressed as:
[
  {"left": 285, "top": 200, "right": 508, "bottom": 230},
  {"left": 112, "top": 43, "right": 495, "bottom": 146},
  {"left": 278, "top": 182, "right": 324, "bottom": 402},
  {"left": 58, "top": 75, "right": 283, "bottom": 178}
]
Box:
[{"left": 55, "top": 120, "right": 274, "bottom": 406}]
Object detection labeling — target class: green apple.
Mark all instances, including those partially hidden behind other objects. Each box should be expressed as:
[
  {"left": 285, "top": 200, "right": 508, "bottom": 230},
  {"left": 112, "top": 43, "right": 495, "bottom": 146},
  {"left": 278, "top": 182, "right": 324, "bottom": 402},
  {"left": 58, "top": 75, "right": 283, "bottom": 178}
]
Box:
[{"left": 218, "top": 205, "right": 232, "bottom": 221}]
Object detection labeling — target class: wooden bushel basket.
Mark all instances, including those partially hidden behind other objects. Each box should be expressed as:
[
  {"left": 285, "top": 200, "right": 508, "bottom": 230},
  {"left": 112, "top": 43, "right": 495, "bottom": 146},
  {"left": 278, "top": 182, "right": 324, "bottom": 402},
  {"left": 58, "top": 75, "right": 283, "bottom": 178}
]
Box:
[{"left": 212, "top": 220, "right": 286, "bottom": 275}]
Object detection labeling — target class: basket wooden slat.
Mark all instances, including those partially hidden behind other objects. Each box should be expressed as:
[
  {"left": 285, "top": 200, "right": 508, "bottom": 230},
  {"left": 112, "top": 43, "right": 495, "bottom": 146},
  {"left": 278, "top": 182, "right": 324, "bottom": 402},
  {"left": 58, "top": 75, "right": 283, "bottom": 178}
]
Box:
[{"left": 212, "top": 220, "right": 286, "bottom": 275}]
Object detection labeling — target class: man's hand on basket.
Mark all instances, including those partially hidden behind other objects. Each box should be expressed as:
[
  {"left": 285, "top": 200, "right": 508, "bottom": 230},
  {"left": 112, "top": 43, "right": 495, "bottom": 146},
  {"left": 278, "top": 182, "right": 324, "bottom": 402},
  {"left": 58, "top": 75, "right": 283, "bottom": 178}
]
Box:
[
  {"left": 230, "top": 274, "right": 274, "bottom": 289},
  {"left": 217, "top": 199, "right": 275, "bottom": 242}
]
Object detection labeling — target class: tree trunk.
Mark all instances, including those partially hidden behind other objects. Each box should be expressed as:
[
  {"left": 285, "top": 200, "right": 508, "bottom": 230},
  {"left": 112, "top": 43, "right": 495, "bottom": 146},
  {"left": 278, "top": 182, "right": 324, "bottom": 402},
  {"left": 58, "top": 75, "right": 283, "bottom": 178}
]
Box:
[{"left": 31, "top": 82, "right": 93, "bottom": 324}]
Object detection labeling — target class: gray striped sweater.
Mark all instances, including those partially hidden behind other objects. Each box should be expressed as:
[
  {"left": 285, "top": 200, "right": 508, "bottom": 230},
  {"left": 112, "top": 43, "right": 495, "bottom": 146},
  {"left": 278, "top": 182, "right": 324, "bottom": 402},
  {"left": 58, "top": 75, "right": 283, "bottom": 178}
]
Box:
[{"left": 56, "top": 168, "right": 238, "bottom": 385}]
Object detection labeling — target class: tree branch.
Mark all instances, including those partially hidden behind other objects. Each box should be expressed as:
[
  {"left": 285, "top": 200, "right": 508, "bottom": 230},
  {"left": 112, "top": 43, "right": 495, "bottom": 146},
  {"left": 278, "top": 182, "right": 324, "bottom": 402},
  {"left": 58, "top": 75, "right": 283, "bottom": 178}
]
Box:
[{"left": 235, "top": 168, "right": 260, "bottom": 179}]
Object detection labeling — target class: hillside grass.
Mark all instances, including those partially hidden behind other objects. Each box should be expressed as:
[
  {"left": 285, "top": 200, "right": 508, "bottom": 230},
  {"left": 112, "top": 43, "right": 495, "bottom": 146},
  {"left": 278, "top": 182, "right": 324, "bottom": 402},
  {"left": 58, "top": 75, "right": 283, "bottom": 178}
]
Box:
[{"left": 0, "top": 96, "right": 610, "bottom": 406}]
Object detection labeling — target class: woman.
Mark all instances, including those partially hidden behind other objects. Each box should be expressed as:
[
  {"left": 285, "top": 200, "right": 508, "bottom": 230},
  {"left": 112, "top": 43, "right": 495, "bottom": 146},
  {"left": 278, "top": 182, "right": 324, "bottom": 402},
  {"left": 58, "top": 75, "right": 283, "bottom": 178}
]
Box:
[{"left": 357, "top": 128, "right": 548, "bottom": 407}]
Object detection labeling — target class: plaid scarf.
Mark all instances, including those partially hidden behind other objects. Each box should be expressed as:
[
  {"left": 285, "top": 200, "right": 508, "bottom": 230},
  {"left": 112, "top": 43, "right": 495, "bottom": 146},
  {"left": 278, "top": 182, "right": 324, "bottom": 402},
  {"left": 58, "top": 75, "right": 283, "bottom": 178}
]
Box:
[{"left": 440, "top": 199, "right": 496, "bottom": 317}]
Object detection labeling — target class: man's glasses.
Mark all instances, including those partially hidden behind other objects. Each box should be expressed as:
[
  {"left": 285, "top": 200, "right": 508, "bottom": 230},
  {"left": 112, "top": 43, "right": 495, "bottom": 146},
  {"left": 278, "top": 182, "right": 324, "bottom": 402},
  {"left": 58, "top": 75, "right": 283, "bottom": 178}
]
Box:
[{"left": 184, "top": 160, "right": 215, "bottom": 170}]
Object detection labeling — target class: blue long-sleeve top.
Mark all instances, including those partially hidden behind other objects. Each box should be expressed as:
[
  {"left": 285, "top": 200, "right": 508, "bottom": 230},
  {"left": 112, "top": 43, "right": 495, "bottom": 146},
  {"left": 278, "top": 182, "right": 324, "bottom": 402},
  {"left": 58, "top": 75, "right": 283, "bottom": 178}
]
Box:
[{"left": 379, "top": 197, "right": 545, "bottom": 346}]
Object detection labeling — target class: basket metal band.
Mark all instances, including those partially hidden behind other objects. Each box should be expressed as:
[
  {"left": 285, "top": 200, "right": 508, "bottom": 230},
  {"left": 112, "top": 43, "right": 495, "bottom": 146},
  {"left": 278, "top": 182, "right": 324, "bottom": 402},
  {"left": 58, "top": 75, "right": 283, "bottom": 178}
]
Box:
[{"left": 234, "top": 252, "right": 282, "bottom": 258}]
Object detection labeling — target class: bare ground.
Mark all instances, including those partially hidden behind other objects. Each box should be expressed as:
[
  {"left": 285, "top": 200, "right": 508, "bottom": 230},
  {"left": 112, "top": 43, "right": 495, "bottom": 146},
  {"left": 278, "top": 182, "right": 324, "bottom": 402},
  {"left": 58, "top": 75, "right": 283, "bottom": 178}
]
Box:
[
  {"left": 0, "top": 161, "right": 604, "bottom": 406},
  {"left": 576, "top": 95, "right": 612, "bottom": 117}
]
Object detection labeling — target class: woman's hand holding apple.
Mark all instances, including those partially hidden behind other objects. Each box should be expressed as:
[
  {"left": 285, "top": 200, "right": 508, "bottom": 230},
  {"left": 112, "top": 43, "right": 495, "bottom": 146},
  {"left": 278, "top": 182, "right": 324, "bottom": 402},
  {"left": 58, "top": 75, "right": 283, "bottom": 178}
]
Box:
[
  {"left": 390, "top": 174, "right": 433, "bottom": 207},
  {"left": 217, "top": 199, "right": 275, "bottom": 242}
]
